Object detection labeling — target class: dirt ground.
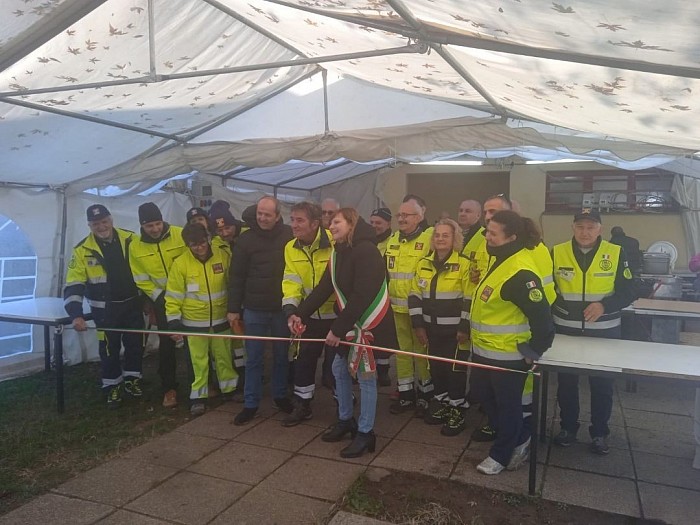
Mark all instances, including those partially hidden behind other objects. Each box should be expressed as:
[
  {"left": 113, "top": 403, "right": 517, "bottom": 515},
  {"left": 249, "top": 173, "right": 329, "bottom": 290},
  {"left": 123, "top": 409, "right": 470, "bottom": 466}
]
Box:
[{"left": 344, "top": 470, "right": 662, "bottom": 525}]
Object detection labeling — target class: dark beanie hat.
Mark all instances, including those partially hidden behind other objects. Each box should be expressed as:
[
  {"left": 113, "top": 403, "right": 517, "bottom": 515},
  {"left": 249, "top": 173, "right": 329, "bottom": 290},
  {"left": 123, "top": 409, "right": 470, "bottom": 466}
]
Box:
[
  {"left": 186, "top": 207, "right": 208, "bottom": 223},
  {"left": 86, "top": 204, "right": 110, "bottom": 221},
  {"left": 138, "top": 202, "right": 162, "bottom": 225},
  {"left": 209, "top": 200, "right": 241, "bottom": 228},
  {"left": 370, "top": 207, "right": 392, "bottom": 223}
]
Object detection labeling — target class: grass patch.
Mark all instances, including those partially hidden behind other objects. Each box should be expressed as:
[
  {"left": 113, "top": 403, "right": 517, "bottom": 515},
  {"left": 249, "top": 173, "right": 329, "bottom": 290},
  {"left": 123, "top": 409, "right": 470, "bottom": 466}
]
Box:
[
  {"left": 0, "top": 358, "right": 192, "bottom": 515},
  {"left": 343, "top": 474, "right": 385, "bottom": 517}
]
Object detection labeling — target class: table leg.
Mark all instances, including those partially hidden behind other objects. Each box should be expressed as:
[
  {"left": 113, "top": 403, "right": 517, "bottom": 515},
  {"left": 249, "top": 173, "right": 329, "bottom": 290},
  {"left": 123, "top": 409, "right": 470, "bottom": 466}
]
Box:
[
  {"left": 529, "top": 371, "right": 540, "bottom": 496},
  {"left": 43, "top": 325, "right": 51, "bottom": 371},
  {"left": 540, "top": 370, "right": 549, "bottom": 443},
  {"left": 55, "top": 325, "right": 64, "bottom": 413}
]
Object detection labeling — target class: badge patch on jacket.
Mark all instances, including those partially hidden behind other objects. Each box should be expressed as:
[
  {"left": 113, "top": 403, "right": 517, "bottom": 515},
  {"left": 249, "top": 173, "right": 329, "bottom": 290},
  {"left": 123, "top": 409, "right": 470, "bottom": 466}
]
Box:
[
  {"left": 525, "top": 280, "right": 537, "bottom": 289},
  {"left": 480, "top": 286, "right": 494, "bottom": 302},
  {"left": 418, "top": 278, "right": 428, "bottom": 288},
  {"left": 599, "top": 258, "right": 613, "bottom": 271},
  {"left": 388, "top": 256, "right": 395, "bottom": 269},
  {"left": 450, "top": 264, "right": 460, "bottom": 272},
  {"left": 528, "top": 289, "right": 544, "bottom": 303},
  {"left": 86, "top": 258, "right": 99, "bottom": 267},
  {"left": 212, "top": 263, "right": 224, "bottom": 274},
  {"left": 415, "top": 242, "right": 424, "bottom": 250}
]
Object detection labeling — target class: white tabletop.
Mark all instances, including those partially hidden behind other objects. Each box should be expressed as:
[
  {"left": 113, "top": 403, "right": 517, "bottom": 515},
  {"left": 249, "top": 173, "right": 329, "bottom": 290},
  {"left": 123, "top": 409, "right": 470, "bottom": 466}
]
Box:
[
  {"left": 0, "top": 297, "right": 71, "bottom": 324},
  {"left": 537, "top": 334, "right": 700, "bottom": 381},
  {"left": 623, "top": 307, "right": 700, "bottom": 319}
]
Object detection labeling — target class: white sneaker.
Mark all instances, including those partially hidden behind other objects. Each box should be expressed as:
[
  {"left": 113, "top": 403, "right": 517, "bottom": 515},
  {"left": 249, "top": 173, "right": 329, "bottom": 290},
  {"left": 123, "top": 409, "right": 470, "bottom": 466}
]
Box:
[
  {"left": 476, "top": 456, "right": 505, "bottom": 475},
  {"left": 507, "top": 437, "right": 531, "bottom": 471}
]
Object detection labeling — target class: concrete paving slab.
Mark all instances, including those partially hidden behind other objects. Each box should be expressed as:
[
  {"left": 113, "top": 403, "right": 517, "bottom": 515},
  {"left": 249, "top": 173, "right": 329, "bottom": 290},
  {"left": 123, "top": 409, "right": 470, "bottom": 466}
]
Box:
[
  {"left": 0, "top": 493, "right": 113, "bottom": 525},
  {"left": 371, "top": 438, "right": 463, "bottom": 479},
  {"left": 125, "top": 471, "right": 249, "bottom": 525},
  {"left": 96, "top": 509, "right": 172, "bottom": 524},
  {"left": 542, "top": 466, "right": 640, "bottom": 517},
  {"left": 394, "top": 418, "right": 468, "bottom": 450},
  {"left": 258, "top": 455, "right": 365, "bottom": 502},
  {"left": 124, "top": 431, "right": 226, "bottom": 469},
  {"left": 548, "top": 441, "right": 635, "bottom": 478},
  {"left": 373, "top": 396, "right": 413, "bottom": 438},
  {"left": 187, "top": 441, "right": 292, "bottom": 484},
  {"left": 622, "top": 408, "right": 694, "bottom": 433},
  {"left": 211, "top": 487, "right": 331, "bottom": 525},
  {"left": 450, "top": 449, "right": 544, "bottom": 495},
  {"left": 619, "top": 388, "right": 694, "bottom": 417},
  {"left": 638, "top": 481, "right": 700, "bottom": 525},
  {"left": 328, "top": 510, "right": 391, "bottom": 524},
  {"left": 176, "top": 408, "right": 259, "bottom": 440},
  {"left": 299, "top": 433, "right": 388, "bottom": 466},
  {"left": 53, "top": 458, "right": 177, "bottom": 506},
  {"left": 235, "top": 417, "right": 322, "bottom": 452},
  {"left": 627, "top": 426, "right": 696, "bottom": 459},
  {"left": 633, "top": 451, "right": 700, "bottom": 491}
]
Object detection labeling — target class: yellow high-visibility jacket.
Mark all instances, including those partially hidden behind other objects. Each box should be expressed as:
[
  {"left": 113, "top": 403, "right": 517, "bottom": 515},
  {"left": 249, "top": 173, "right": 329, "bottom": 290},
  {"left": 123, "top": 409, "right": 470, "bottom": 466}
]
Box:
[
  {"left": 129, "top": 225, "right": 186, "bottom": 302},
  {"left": 385, "top": 227, "right": 433, "bottom": 313},
  {"left": 165, "top": 244, "right": 230, "bottom": 331},
  {"left": 282, "top": 228, "right": 336, "bottom": 320}
]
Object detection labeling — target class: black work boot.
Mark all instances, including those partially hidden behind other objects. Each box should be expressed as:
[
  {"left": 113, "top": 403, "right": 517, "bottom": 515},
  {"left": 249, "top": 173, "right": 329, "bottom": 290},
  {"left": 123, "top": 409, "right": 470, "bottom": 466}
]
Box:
[
  {"left": 322, "top": 418, "right": 358, "bottom": 442},
  {"left": 282, "top": 398, "right": 312, "bottom": 427}
]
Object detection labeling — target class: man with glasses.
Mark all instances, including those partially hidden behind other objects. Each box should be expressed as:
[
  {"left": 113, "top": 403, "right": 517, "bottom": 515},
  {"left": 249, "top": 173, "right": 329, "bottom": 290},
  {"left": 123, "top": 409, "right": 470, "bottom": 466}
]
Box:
[
  {"left": 321, "top": 198, "right": 340, "bottom": 229},
  {"left": 386, "top": 196, "right": 433, "bottom": 416}
]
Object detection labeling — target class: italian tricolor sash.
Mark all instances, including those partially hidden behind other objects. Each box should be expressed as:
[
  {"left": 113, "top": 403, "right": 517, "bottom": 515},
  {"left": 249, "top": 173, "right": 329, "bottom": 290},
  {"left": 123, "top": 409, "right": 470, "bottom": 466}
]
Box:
[{"left": 329, "top": 250, "right": 391, "bottom": 378}]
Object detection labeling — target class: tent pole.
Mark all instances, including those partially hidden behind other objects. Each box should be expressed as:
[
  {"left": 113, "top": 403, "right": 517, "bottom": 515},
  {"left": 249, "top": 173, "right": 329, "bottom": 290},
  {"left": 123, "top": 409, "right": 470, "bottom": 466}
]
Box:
[
  {"left": 147, "top": 0, "right": 157, "bottom": 79},
  {"left": 56, "top": 188, "right": 68, "bottom": 297},
  {"left": 322, "top": 69, "right": 329, "bottom": 133}
]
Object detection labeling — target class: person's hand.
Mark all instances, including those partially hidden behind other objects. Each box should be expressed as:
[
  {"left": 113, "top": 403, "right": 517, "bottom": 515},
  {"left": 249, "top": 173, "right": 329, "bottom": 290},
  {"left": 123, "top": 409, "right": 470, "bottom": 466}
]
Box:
[
  {"left": 170, "top": 334, "right": 184, "bottom": 343},
  {"left": 72, "top": 317, "right": 87, "bottom": 332},
  {"left": 525, "top": 357, "right": 534, "bottom": 366},
  {"left": 227, "top": 312, "right": 240, "bottom": 330},
  {"left": 456, "top": 331, "right": 469, "bottom": 344},
  {"left": 288, "top": 314, "right": 305, "bottom": 335},
  {"left": 325, "top": 330, "right": 341, "bottom": 347},
  {"left": 583, "top": 302, "right": 605, "bottom": 323},
  {"left": 414, "top": 327, "right": 428, "bottom": 346}
]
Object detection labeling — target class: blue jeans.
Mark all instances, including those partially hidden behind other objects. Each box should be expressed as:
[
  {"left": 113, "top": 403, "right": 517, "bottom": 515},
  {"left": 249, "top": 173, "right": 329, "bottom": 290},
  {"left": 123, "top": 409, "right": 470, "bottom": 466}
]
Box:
[
  {"left": 242, "top": 309, "right": 289, "bottom": 409},
  {"left": 333, "top": 353, "right": 377, "bottom": 433}
]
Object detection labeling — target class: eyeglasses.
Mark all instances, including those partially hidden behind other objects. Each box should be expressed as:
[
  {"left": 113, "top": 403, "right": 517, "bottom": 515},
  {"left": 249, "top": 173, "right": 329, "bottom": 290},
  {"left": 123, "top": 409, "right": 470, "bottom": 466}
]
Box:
[
  {"left": 396, "top": 212, "right": 419, "bottom": 219},
  {"left": 188, "top": 240, "right": 208, "bottom": 248}
]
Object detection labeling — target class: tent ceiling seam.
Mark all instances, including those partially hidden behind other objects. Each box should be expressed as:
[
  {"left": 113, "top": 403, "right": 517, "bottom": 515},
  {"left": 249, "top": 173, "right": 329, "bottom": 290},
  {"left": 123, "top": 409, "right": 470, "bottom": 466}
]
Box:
[{"left": 273, "top": 159, "right": 354, "bottom": 188}]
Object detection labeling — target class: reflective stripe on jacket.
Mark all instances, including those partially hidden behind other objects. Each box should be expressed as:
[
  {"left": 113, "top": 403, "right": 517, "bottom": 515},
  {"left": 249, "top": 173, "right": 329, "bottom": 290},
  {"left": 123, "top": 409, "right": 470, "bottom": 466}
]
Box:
[
  {"left": 129, "top": 225, "right": 186, "bottom": 301},
  {"left": 470, "top": 248, "right": 538, "bottom": 361},
  {"left": 385, "top": 228, "right": 432, "bottom": 313},
  {"left": 282, "top": 228, "right": 336, "bottom": 320},
  {"left": 165, "top": 244, "right": 230, "bottom": 330},
  {"left": 552, "top": 239, "right": 621, "bottom": 331},
  {"left": 63, "top": 227, "right": 135, "bottom": 320},
  {"left": 408, "top": 250, "right": 470, "bottom": 333}
]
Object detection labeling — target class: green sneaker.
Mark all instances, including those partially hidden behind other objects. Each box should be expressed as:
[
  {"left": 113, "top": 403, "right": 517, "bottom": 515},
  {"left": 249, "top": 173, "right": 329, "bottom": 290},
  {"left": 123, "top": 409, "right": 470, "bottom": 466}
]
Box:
[
  {"left": 107, "top": 385, "right": 122, "bottom": 410},
  {"left": 440, "top": 407, "right": 466, "bottom": 437},
  {"left": 124, "top": 378, "right": 143, "bottom": 398},
  {"left": 425, "top": 402, "right": 451, "bottom": 425}
]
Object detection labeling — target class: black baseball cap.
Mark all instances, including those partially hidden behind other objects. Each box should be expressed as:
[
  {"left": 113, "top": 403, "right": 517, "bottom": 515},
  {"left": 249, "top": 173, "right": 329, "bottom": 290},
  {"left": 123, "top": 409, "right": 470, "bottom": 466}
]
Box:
[
  {"left": 86, "top": 204, "right": 110, "bottom": 222},
  {"left": 573, "top": 210, "right": 602, "bottom": 223}
]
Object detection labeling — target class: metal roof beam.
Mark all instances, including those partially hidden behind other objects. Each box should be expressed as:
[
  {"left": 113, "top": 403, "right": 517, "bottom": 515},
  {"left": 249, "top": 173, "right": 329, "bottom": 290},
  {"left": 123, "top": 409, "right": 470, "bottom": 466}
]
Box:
[
  {"left": 0, "top": 99, "right": 183, "bottom": 142},
  {"left": 274, "top": 160, "right": 354, "bottom": 188},
  {"left": 0, "top": 0, "right": 109, "bottom": 73}
]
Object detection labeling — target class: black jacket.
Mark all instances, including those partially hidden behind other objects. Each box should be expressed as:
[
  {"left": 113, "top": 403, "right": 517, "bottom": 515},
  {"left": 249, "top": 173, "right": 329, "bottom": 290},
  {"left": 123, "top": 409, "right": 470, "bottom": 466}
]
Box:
[
  {"left": 228, "top": 204, "right": 293, "bottom": 312},
  {"left": 296, "top": 218, "right": 398, "bottom": 350},
  {"left": 610, "top": 233, "right": 642, "bottom": 273}
]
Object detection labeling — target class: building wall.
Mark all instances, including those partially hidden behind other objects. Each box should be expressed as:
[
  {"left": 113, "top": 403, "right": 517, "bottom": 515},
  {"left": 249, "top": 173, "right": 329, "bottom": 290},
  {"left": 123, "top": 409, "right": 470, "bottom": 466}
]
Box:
[{"left": 379, "top": 161, "right": 689, "bottom": 269}]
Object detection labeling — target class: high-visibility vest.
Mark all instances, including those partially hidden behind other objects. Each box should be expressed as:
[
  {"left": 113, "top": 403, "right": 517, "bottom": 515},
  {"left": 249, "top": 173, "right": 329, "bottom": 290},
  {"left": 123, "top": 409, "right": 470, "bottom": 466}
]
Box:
[
  {"left": 129, "top": 225, "right": 186, "bottom": 301},
  {"left": 282, "top": 228, "right": 336, "bottom": 320},
  {"left": 64, "top": 227, "right": 135, "bottom": 319},
  {"left": 408, "top": 250, "right": 470, "bottom": 330},
  {"left": 165, "top": 244, "right": 230, "bottom": 330},
  {"left": 377, "top": 234, "right": 391, "bottom": 257},
  {"left": 470, "top": 249, "right": 539, "bottom": 361},
  {"left": 552, "top": 239, "right": 622, "bottom": 331},
  {"left": 530, "top": 242, "right": 556, "bottom": 305},
  {"left": 385, "top": 227, "right": 433, "bottom": 313}
]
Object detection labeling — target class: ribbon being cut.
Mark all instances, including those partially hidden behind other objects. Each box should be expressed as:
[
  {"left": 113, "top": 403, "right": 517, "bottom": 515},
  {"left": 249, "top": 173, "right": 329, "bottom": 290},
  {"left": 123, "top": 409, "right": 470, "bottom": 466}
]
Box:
[{"left": 329, "top": 249, "right": 391, "bottom": 380}]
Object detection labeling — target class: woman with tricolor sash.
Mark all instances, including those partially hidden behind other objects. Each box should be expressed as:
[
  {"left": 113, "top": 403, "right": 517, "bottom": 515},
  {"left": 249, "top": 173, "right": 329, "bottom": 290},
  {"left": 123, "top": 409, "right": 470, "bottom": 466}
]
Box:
[{"left": 290, "top": 208, "right": 398, "bottom": 458}]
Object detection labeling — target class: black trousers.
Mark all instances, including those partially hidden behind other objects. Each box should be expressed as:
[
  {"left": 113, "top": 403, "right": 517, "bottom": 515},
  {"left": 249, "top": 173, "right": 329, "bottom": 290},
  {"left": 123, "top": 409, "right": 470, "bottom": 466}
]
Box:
[
  {"left": 97, "top": 297, "right": 144, "bottom": 388},
  {"left": 293, "top": 319, "right": 334, "bottom": 401},
  {"left": 427, "top": 328, "right": 467, "bottom": 405},
  {"left": 556, "top": 325, "right": 621, "bottom": 439},
  {"left": 470, "top": 355, "right": 528, "bottom": 467},
  {"left": 153, "top": 300, "right": 178, "bottom": 392}
]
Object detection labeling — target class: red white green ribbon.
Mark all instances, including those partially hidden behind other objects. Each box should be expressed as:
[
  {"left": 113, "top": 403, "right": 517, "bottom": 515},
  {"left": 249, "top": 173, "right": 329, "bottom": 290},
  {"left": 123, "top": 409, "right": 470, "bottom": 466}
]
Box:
[{"left": 329, "top": 250, "right": 391, "bottom": 378}]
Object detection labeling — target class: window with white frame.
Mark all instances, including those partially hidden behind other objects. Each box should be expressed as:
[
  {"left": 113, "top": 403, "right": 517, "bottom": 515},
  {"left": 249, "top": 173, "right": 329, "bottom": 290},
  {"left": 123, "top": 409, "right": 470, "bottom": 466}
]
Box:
[{"left": 0, "top": 214, "right": 37, "bottom": 358}]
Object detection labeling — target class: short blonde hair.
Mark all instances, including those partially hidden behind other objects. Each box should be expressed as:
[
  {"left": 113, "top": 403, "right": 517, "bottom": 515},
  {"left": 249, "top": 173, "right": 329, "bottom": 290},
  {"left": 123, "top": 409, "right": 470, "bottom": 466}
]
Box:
[{"left": 431, "top": 218, "right": 463, "bottom": 253}]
